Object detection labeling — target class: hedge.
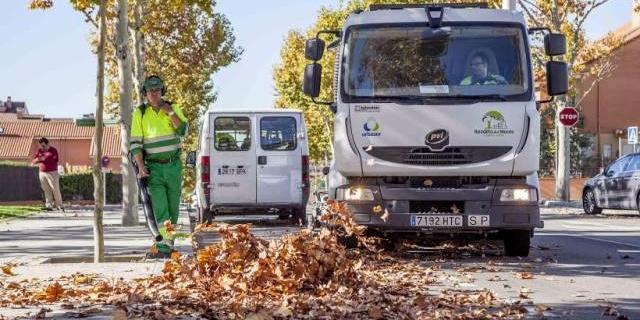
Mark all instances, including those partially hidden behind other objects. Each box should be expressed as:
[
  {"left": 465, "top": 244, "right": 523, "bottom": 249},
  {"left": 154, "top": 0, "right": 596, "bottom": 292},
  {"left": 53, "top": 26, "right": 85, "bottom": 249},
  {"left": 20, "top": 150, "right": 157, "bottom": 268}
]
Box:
[{"left": 60, "top": 172, "right": 122, "bottom": 204}]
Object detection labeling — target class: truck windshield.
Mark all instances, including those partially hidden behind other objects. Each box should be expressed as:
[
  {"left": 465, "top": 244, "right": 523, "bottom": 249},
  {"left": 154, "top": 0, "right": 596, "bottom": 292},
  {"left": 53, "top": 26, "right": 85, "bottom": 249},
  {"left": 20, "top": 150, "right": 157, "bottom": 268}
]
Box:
[{"left": 343, "top": 25, "right": 530, "bottom": 101}]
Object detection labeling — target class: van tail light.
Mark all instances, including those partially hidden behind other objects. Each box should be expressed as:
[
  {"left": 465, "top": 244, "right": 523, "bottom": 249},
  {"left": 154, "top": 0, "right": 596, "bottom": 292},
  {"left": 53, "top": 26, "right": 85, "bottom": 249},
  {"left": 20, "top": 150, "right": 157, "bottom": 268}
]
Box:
[
  {"left": 200, "top": 156, "right": 211, "bottom": 207},
  {"left": 302, "top": 155, "right": 310, "bottom": 203}
]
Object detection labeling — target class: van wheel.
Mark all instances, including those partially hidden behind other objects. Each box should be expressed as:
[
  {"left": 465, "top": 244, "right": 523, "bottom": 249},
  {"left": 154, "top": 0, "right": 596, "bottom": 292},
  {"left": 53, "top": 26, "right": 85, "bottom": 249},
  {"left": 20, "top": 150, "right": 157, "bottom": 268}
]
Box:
[
  {"left": 198, "top": 208, "right": 213, "bottom": 225},
  {"left": 503, "top": 230, "right": 530, "bottom": 257},
  {"left": 292, "top": 206, "right": 308, "bottom": 227}
]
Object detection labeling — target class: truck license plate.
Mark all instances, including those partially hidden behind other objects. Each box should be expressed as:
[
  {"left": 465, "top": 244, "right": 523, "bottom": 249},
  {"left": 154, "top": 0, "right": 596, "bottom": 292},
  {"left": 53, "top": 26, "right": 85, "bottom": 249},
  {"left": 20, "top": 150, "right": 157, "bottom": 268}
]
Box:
[{"left": 411, "top": 215, "right": 463, "bottom": 227}]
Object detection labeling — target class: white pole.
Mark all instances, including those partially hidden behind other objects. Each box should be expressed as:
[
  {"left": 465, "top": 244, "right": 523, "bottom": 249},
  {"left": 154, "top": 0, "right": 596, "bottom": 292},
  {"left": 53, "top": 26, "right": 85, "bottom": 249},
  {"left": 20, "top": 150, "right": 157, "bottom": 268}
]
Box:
[{"left": 502, "top": 0, "right": 516, "bottom": 10}]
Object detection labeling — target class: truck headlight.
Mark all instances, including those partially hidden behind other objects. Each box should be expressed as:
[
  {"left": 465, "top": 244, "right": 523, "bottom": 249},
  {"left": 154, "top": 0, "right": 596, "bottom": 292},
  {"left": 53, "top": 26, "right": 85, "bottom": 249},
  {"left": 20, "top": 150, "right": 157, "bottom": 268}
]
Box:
[
  {"left": 344, "top": 187, "right": 375, "bottom": 201},
  {"left": 500, "top": 189, "right": 537, "bottom": 202}
]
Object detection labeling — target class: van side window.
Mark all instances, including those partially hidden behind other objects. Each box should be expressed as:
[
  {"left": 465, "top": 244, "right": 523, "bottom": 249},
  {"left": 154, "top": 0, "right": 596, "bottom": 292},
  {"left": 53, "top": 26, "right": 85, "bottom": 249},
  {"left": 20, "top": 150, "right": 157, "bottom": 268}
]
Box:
[
  {"left": 214, "top": 117, "right": 251, "bottom": 151},
  {"left": 260, "top": 117, "right": 297, "bottom": 151}
]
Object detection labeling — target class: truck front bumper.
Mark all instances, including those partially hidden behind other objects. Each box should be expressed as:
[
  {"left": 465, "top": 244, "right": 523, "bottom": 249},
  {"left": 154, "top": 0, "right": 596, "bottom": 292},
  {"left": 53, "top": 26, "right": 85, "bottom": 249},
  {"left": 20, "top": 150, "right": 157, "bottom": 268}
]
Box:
[{"left": 337, "top": 183, "right": 542, "bottom": 233}]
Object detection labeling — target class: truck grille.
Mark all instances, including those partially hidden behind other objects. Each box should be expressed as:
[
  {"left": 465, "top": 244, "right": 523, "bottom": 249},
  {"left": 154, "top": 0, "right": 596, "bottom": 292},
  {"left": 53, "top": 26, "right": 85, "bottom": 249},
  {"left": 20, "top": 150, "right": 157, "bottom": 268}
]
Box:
[
  {"left": 410, "top": 201, "right": 465, "bottom": 214},
  {"left": 364, "top": 146, "right": 511, "bottom": 166}
]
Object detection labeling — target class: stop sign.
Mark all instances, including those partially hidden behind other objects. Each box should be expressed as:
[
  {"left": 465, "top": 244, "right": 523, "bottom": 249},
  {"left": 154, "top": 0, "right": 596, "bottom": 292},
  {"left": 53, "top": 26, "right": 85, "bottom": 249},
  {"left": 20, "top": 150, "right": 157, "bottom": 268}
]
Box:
[{"left": 558, "top": 107, "right": 579, "bottom": 127}]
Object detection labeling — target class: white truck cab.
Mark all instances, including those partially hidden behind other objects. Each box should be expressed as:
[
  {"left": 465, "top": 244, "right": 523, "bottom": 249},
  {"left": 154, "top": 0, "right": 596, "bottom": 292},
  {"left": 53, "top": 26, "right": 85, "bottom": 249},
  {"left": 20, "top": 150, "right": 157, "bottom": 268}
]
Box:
[
  {"left": 190, "top": 109, "right": 310, "bottom": 226},
  {"left": 302, "top": 3, "right": 568, "bottom": 256}
]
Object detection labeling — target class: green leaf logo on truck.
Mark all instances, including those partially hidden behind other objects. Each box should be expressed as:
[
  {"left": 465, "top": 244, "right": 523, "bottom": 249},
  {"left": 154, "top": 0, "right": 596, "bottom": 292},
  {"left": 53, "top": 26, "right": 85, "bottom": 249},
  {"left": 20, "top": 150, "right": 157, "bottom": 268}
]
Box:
[{"left": 475, "top": 111, "right": 514, "bottom": 136}]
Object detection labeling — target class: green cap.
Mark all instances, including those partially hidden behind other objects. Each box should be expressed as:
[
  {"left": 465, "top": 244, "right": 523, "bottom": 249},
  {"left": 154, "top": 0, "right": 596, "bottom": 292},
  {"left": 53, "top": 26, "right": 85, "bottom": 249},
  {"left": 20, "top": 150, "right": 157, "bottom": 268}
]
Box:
[{"left": 143, "top": 77, "right": 164, "bottom": 92}]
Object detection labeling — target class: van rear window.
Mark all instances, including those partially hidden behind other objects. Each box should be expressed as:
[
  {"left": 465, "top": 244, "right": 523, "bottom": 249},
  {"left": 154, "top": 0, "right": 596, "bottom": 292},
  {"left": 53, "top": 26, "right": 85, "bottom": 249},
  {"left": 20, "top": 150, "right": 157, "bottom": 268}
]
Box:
[
  {"left": 214, "top": 117, "right": 251, "bottom": 151},
  {"left": 260, "top": 117, "right": 297, "bottom": 151}
]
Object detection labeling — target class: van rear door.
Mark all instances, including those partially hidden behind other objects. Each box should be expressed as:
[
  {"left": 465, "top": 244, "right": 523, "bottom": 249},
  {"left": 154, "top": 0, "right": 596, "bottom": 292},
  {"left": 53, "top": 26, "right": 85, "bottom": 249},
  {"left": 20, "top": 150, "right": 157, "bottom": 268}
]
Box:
[
  {"left": 256, "top": 114, "right": 302, "bottom": 204},
  {"left": 210, "top": 115, "right": 257, "bottom": 204}
]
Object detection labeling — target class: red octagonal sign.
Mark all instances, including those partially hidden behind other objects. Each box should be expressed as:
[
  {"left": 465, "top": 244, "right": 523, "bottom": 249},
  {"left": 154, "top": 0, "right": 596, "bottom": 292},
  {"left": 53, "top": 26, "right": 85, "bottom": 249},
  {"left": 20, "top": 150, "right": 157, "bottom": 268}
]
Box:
[{"left": 559, "top": 107, "right": 579, "bottom": 127}]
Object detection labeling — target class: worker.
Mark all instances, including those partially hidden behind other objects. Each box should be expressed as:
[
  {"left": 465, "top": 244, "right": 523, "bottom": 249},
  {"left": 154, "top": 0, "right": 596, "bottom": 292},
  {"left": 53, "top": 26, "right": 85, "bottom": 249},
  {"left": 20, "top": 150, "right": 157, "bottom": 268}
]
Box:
[
  {"left": 460, "top": 52, "right": 508, "bottom": 85},
  {"left": 130, "top": 75, "right": 188, "bottom": 259}
]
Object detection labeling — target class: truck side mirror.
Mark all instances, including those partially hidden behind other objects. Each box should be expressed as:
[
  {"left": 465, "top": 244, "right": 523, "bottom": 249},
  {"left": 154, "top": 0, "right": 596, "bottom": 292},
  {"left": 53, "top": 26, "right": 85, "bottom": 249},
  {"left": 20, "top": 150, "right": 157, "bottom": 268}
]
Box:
[
  {"left": 544, "top": 33, "right": 566, "bottom": 56},
  {"left": 546, "top": 61, "right": 568, "bottom": 96},
  {"left": 185, "top": 151, "right": 197, "bottom": 168},
  {"left": 322, "top": 166, "right": 330, "bottom": 176},
  {"left": 305, "top": 38, "right": 325, "bottom": 61},
  {"left": 303, "top": 63, "right": 322, "bottom": 98}
]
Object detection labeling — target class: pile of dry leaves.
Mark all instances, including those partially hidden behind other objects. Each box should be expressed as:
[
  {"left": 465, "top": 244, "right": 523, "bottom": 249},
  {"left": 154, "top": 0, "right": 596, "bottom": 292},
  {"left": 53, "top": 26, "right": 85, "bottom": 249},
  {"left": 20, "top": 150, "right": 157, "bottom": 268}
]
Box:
[{"left": 0, "top": 201, "right": 529, "bottom": 319}]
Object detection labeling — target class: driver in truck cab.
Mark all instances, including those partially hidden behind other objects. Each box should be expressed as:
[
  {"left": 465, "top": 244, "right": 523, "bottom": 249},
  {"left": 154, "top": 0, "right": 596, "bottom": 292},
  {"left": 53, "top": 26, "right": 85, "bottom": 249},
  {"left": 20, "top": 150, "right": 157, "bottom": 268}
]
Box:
[{"left": 460, "top": 52, "right": 508, "bottom": 85}]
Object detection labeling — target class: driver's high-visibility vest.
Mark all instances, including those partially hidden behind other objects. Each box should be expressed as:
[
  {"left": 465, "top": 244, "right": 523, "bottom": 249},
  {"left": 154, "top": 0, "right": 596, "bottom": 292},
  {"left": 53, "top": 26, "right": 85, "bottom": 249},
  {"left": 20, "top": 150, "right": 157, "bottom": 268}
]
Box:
[{"left": 130, "top": 102, "right": 188, "bottom": 161}]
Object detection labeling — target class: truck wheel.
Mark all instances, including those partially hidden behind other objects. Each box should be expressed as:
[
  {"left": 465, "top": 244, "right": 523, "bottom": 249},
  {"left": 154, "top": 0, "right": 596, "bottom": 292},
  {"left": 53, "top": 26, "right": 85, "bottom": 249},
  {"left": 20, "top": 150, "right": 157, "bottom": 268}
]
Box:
[
  {"left": 338, "top": 235, "right": 358, "bottom": 249},
  {"left": 583, "top": 188, "right": 602, "bottom": 215},
  {"left": 503, "top": 230, "right": 531, "bottom": 257},
  {"left": 292, "top": 206, "right": 308, "bottom": 227},
  {"left": 278, "top": 212, "right": 291, "bottom": 220},
  {"left": 198, "top": 207, "right": 213, "bottom": 225}
]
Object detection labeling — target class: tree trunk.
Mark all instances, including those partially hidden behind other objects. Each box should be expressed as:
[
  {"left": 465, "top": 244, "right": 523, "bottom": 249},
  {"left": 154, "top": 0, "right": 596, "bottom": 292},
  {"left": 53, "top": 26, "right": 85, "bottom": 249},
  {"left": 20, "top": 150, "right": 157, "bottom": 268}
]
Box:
[
  {"left": 555, "top": 101, "right": 571, "bottom": 201},
  {"left": 131, "top": 0, "right": 146, "bottom": 105},
  {"left": 550, "top": 0, "right": 570, "bottom": 201},
  {"left": 92, "top": 0, "right": 107, "bottom": 263},
  {"left": 116, "top": 0, "right": 138, "bottom": 227}
]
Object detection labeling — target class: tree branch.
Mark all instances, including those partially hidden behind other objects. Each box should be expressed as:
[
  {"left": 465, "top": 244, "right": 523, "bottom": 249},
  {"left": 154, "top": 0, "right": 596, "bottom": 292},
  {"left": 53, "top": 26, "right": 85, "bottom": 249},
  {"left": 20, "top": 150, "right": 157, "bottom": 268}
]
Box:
[
  {"left": 82, "top": 8, "right": 99, "bottom": 29},
  {"left": 518, "top": 0, "right": 543, "bottom": 27}
]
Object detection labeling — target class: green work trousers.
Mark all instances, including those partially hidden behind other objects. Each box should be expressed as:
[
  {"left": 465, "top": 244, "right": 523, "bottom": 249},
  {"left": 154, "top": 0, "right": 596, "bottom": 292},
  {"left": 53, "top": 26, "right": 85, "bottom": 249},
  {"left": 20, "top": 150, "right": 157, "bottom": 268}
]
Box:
[{"left": 147, "top": 159, "right": 182, "bottom": 253}]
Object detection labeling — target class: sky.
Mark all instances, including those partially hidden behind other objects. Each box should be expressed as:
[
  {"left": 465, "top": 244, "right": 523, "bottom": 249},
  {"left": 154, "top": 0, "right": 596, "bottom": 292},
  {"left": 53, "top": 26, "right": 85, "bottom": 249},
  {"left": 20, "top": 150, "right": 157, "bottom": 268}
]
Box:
[{"left": 0, "top": 0, "right": 632, "bottom": 118}]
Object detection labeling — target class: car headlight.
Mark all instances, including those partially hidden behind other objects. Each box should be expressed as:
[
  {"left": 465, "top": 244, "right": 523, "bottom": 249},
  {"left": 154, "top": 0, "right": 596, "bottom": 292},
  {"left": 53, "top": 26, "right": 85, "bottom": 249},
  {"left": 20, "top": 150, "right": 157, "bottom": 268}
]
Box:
[
  {"left": 500, "top": 188, "right": 537, "bottom": 202},
  {"left": 344, "top": 187, "right": 375, "bottom": 201}
]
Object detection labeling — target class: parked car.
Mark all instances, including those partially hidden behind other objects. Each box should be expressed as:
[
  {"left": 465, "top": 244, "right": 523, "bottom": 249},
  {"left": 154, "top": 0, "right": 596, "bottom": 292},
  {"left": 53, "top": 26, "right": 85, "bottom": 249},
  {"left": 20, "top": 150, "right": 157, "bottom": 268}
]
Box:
[{"left": 583, "top": 153, "right": 640, "bottom": 215}]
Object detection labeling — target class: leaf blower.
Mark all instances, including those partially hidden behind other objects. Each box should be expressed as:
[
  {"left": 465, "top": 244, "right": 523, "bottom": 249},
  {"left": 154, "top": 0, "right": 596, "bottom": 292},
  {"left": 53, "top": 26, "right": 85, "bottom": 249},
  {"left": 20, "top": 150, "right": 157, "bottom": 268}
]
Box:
[{"left": 129, "top": 152, "right": 163, "bottom": 242}]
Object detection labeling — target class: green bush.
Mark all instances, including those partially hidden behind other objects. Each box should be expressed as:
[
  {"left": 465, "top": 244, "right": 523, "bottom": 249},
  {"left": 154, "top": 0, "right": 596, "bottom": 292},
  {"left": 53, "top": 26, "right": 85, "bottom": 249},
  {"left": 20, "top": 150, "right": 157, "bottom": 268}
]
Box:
[{"left": 60, "top": 172, "right": 122, "bottom": 204}]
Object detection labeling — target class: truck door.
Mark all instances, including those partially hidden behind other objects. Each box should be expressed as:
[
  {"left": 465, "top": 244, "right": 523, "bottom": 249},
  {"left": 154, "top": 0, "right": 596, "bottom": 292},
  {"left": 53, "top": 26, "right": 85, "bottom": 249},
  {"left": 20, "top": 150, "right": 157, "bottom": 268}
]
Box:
[
  {"left": 256, "top": 115, "right": 302, "bottom": 204},
  {"left": 210, "top": 115, "right": 257, "bottom": 204}
]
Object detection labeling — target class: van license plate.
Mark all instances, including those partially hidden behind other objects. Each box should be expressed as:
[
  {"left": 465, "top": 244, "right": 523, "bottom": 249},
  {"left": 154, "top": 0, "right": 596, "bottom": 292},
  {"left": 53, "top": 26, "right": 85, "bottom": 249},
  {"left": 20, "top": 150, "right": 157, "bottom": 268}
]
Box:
[{"left": 411, "top": 215, "right": 463, "bottom": 227}]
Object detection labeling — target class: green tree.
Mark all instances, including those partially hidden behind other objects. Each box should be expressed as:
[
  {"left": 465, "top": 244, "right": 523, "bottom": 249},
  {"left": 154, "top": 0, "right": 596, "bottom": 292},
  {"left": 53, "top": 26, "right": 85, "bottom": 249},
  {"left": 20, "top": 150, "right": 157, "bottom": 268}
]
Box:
[{"left": 519, "top": 0, "right": 623, "bottom": 199}]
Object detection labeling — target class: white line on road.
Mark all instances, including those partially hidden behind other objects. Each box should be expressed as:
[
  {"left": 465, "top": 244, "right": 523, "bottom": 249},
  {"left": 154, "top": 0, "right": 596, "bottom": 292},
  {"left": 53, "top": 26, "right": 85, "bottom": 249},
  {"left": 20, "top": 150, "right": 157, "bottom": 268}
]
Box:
[
  {"left": 560, "top": 220, "right": 640, "bottom": 231},
  {"left": 541, "top": 233, "right": 640, "bottom": 250}
]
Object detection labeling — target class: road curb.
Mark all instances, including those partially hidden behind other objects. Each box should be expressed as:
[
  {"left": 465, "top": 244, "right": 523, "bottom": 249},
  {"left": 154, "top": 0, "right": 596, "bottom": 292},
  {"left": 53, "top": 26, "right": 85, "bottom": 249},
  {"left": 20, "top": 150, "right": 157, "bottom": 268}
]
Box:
[{"left": 540, "top": 200, "right": 582, "bottom": 208}]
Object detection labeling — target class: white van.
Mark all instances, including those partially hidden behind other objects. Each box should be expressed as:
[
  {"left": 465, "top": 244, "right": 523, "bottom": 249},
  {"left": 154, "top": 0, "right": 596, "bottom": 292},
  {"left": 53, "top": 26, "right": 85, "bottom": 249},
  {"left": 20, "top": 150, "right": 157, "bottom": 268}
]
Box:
[{"left": 189, "top": 109, "right": 310, "bottom": 226}]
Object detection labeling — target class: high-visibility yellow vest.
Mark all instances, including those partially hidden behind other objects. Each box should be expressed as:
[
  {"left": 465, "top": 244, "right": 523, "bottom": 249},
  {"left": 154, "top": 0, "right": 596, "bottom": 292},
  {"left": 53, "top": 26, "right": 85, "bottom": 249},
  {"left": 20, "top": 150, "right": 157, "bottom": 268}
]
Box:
[
  {"left": 460, "top": 74, "right": 506, "bottom": 85},
  {"left": 130, "top": 102, "right": 188, "bottom": 161}
]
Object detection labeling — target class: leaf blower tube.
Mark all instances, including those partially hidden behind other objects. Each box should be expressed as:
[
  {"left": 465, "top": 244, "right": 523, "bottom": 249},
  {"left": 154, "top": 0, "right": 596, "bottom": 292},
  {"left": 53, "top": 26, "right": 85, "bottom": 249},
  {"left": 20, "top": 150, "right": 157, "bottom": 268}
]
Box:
[{"left": 129, "top": 152, "right": 163, "bottom": 242}]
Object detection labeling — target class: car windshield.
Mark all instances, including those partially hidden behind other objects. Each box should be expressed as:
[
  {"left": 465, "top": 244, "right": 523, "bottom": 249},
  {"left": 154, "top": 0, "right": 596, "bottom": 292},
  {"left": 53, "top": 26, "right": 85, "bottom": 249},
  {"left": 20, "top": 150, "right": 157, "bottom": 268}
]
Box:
[{"left": 343, "top": 24, "right": 530, "bottom": 101}]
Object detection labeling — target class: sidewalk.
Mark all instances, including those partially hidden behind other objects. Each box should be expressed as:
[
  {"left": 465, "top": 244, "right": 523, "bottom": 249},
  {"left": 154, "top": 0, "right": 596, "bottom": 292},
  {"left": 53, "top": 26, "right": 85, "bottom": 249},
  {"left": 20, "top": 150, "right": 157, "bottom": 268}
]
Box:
[{"left": 0, "top": 205, "right": 192, "bottom": 271}]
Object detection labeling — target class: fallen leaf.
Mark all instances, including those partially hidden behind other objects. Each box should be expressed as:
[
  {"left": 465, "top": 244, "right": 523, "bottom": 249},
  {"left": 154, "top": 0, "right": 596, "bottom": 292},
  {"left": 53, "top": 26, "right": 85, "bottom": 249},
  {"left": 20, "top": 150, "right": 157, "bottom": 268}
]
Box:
[
  {"left": 1, "top": 265, "right": 15, "bottom": 276},
  {"left": 515, "top": 271, "right": 534, "bottom": 279},
  {"left": 149, "top": 244, "right": 159, "bottom": 255},
  {"left": 519, "top": 287, "right": 532, "bottom": 299},
  {"left": 535, "top": 304, "right": 552, "bottom": 316},
  {"left": 171, "top": 251, "right": 181, "bottom": 261},
  {"left": 380, "top": 209, "right": 390, "bottom": 223},
  {"left": 73, "top": 274, "right": 91, "bottom": 285},
  {"left": 368, "top": 306, "right": 384, "bottom": 319}
]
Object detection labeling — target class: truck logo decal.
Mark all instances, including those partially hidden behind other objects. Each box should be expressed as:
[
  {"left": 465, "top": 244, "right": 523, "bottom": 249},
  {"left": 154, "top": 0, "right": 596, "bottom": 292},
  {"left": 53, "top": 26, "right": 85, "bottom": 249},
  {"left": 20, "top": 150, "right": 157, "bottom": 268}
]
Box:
[
  {"left": 475, "top": 110, "right": 514, "bottom": 136},
  {"left": 362, "top": 118, "right": 381, "bottom": 137},
  {"left": 425, "top": 129, "right": 449, "bottom": 151}
]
